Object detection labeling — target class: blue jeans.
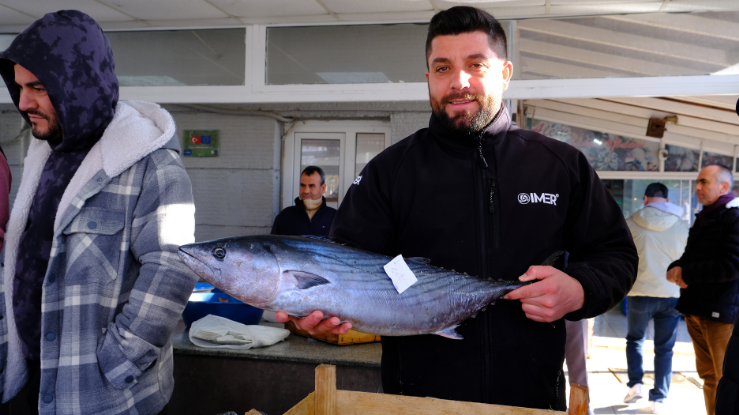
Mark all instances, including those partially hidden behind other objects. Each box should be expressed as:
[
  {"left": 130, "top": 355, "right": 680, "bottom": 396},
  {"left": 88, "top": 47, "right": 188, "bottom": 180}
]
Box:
[{"left": 626, "top": 296, "right": 681, "bottom": 402}]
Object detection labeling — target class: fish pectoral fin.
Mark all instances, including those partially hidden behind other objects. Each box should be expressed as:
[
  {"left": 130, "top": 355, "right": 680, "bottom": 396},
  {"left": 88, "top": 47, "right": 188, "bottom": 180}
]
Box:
[
  {"left": 286, "top": 270, "right": 331, "bottom": 289},
  {"left": 406, "top": 257, "right": 431, "bottom": 265},
  {"left": 435, "top": 326, "right": 463, "bottom": 340}
]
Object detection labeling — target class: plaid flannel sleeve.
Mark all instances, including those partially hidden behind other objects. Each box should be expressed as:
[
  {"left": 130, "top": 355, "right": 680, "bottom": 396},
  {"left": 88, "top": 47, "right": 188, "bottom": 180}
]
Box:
[{"left": 97, "top": 150, "right": 198, "bottom": 389}]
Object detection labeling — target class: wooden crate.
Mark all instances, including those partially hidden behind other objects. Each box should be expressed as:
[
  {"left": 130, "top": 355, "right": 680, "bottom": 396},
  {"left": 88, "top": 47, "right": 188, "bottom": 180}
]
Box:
[
  {"left": 247, "top": 365, "right": 589, "bottom": 415},
  {"left": 285, "top": 321, "right": 381, "bottom": 345}
]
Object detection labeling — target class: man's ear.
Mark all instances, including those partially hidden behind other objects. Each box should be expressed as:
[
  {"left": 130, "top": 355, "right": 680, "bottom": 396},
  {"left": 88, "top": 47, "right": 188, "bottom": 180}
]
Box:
[
  {"left": 501, "top": 61, "right": 513, "bottom": 91},
  {"left": 722, "top": 181, "right": 732, "bottom": 195}
]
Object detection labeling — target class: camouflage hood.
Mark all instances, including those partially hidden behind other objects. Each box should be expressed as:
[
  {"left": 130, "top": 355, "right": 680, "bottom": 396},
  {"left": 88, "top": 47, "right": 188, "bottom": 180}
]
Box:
[{"left": 0, "top": 10, "right": 118, "bottom": 151}]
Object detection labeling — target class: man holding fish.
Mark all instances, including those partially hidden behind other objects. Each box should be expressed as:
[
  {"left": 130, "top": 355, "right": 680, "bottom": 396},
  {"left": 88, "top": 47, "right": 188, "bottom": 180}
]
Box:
[{"left": 275, "top": 6, "right": 638, "bottom": 411}]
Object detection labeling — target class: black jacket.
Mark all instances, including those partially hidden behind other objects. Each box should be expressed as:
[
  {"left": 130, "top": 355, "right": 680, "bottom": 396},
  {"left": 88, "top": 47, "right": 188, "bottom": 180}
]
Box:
[
  {"left": 271, "top": 197, "right": 337, "bottom": 237},
  {"left": 717, "top": 313, "right": 739, "bottom": 414},
  {"left": 670, "top": 203, "right": 739, "bottom": 324},
  {"left": 329, "top": 107, "right": 637, "bottom": 410}
]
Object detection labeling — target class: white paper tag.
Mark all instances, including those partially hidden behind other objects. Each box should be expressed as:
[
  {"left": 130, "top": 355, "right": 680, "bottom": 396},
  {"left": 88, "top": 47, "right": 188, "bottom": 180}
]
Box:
[
  {"left": 384, "top": 254, "right": 418, "bottom": 294},
  {"left": 712, "top": 312, "right": 720, "bottom": 318}
]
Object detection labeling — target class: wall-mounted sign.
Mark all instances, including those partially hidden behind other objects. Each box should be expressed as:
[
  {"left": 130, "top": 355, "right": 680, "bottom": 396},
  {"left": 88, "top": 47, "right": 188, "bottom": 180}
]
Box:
[{"left": 183, "top": 130, "right": 219, "bottom": 157}]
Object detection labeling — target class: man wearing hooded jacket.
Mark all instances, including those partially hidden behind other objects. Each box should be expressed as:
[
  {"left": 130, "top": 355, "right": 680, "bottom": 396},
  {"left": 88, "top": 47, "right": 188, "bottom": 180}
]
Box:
[
  {"left": 0, "top": 11, "right": 198, "bottom": 414},
  {"left": 623, "top": 183, "right": 688, "bottom": 413},
  {"left": 277, "top": 6, "right": 638, "bottom": 411}
]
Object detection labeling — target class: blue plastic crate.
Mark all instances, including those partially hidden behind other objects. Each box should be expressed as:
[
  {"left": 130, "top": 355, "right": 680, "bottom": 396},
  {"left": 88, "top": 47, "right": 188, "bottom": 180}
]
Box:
[{"left": 182, "top": 291, "right": 264, "bottom": 328}]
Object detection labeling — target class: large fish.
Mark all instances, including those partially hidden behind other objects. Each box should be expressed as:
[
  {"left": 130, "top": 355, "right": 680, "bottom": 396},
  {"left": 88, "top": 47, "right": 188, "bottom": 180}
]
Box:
[{"left": 178, "top": 235, "right": 558, "bottom": 339}]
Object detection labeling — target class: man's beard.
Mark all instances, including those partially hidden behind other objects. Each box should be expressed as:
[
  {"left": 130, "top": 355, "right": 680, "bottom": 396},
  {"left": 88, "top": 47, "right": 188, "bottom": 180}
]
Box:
[
  {"left": 27, "top": 110, "right": 62, "bottom": 143},
  {"left": 430, "top": 91, "right": 502, "bottom": 136}
]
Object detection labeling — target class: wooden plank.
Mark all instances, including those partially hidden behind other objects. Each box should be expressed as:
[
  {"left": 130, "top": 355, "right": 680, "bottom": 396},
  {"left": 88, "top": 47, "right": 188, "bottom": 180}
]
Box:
[
  {"left": 246, "top": 410, "right": 264, "bottom": 415},
  {"left": 284, "top": 392, "right": 315, "bottom": 415},
  {"left": 568, "top": 384, "right": 589, "bottom": 415},
  {"left": 315, "top": 365, "right": 336, "bottom": 415},
  {"left": 334, "top": 390, "right": 562, "bottom": 415}
]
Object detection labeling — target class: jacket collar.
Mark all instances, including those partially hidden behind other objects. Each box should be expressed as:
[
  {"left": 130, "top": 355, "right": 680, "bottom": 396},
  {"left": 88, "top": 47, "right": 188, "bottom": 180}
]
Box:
[{"left": 428, "top": 105, "right": 511, "bottom": 157}]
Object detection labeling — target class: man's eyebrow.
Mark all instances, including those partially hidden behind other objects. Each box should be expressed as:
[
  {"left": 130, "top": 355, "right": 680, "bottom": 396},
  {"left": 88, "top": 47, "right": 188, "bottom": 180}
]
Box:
[
  {"left": 16, "top": 80, "right": 43, "bottom": 88},
  {"left": 431, "top": 54, "right": 492, "bottom": 65},
  {"left": 466, "top": 53, "right": 491, "bottom": 60},
  {"left": 430, "top": 57, "right": 451, "bottom": 65}
]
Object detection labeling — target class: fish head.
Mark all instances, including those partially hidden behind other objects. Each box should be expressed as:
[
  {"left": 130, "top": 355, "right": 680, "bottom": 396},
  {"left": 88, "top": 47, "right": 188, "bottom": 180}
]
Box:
[{"left": 178, "top": 236, "right": 281, "bottom": 305}]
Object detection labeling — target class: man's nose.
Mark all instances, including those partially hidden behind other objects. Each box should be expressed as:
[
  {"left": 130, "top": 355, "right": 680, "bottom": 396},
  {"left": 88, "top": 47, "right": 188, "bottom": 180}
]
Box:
[
  {"left": 450, "top": 69, "right": 471, "bottom": 91},
  {"left": 18, "top": 91, "right": 34, "bottom": 112}
]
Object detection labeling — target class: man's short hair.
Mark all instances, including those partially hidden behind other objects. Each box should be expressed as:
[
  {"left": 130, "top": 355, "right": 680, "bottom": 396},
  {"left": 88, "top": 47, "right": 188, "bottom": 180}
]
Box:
[
  {"left": 644, "top": 182, "right": 668, "bottom": 199},
  {"left": 707, "top": 164, "right": 734, "bottom": 190},
  {"left": 425, "top": 6, "right": 508, "bottom": 68},
  {"left": 301, "top": 166, "right": 325, "bottom": 185}
]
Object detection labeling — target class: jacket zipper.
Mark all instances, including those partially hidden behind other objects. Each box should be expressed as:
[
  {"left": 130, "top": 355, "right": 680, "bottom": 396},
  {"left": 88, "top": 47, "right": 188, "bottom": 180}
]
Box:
[{"left": 475, "top": 137, "right": 494, "bottom": 403}]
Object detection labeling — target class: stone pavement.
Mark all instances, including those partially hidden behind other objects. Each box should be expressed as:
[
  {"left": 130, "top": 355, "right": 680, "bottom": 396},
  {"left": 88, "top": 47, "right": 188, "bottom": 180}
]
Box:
[{"left": 565, "top": 309, "right": 707, "bottom": 415}]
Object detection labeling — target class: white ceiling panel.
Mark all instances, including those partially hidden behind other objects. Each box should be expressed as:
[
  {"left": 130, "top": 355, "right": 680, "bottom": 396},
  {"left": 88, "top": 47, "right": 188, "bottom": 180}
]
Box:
[
  {"left": 438, "top": 0, "right": 545, "bottom": 8},
  {"left": 675, "top": 95, "right": 739, "bottom": 111},
  {"left": 548, "top": 2, "right": 662, "bottom": 15},
  {"left": 99, "top": 20, "right": 151, "bottom": 30},
  {"left": 98, "top": 0, "right": 227, "bottom": 21},
  {"left": 487, "top": 6, "right": 546, "bottom": 18},
  {"left": 322, "top": 0, "right": 432, "bottom": 14},
  {"left": 336, "top": 11, "right": 435, "bottom": 22},
  {"left": 0, "top": 0, "right": 131, "bottom": 21},
  {"left": 138, "top": 17, "right": 244, "bottom": 29},
  {"left": 0, "top": 5, "right": 36, "bottom": 26},
  {"left": 0, "top": 0, "right": 735, "bottom": 31},
  {"left": 550, "top": 0, "right": 659, "bottom": 3},
  {"left": 210, "top": 0, "right": 326, "bottom": 18},
  {"left": 666, "top": 0, "right": 739, "bottom": 12},
  {"left": 238, "top": 14, "right": 335, "bottom": 24}
]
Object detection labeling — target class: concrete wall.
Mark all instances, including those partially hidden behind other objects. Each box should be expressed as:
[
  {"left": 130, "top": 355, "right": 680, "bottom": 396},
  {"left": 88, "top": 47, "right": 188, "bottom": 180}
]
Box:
[{"left": 165, "top": 107, "right": 282, "bottom": 241}]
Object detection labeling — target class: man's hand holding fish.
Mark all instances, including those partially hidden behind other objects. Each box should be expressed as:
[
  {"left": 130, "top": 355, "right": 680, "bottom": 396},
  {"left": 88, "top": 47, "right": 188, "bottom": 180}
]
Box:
[{"left": 275, "top": 310, "right": 352, "bottom": 336}]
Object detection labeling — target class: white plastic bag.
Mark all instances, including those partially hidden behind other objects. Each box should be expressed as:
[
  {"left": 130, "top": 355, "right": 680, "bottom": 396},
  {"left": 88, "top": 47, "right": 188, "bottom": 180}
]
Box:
[{"left": 189, "top": 314, "right": 290, "bottom": 349}]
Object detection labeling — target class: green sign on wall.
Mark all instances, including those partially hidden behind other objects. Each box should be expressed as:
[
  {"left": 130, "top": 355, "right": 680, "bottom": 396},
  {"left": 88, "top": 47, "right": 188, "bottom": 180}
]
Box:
[{"left": 183, "top": 130, "right": 219, "bottom": 157}]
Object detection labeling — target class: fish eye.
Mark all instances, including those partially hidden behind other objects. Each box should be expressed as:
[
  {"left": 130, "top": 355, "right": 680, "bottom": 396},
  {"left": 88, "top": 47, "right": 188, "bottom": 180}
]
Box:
[{"left": 213, "top": 247, "right": 226, "bottom": 259}]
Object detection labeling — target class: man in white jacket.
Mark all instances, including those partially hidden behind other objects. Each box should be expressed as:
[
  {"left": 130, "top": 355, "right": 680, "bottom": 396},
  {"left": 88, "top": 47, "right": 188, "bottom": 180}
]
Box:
[{"left": 623, "top": 182, "right": 689, "bottom": 414}]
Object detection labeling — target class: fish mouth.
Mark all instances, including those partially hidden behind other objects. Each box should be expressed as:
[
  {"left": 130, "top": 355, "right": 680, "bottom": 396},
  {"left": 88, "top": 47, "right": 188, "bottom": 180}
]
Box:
[{"left": 178, "top": 245, "right": 221, "bottom": 284}]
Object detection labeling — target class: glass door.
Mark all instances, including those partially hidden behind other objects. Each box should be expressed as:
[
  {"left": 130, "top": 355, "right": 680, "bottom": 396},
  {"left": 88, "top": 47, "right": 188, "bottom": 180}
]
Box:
[{"left": 294, "top": 133, "right": 345, "bottom": 210}]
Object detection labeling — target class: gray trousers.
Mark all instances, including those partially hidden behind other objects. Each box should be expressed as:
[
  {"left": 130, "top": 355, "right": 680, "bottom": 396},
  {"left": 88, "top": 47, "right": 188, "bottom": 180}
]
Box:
[{"left": 566, "top": 319, "right": 594, "bottom": 415}]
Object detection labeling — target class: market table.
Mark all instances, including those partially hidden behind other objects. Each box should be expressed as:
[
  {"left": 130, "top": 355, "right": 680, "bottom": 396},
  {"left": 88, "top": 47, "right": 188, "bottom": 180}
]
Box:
[{"left": 169, "top": 321, "right": 382, "bottom": 415}]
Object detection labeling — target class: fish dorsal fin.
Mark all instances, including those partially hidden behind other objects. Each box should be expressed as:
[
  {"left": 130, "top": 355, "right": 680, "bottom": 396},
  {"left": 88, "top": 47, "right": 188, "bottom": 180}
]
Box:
[
  {"left": 285, "top": 270, "right": 331, "bottom": 289},
  {"left": 435, "top": 325, "right": 463, "bottom": 340},
  {"left": 406, "top": 257, "right": 431, "bottom": 265}
]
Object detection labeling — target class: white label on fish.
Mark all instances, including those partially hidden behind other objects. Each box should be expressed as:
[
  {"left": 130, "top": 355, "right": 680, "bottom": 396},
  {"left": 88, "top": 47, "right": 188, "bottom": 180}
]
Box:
[{"left": 384, "top": 255, "right": 418, "bottom": 294}]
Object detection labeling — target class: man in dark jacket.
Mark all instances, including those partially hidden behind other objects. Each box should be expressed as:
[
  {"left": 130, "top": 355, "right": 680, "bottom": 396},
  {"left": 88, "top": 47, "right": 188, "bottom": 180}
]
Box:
[
  {"left": 276, "top": 6, "right": 637, "bottom": 410},
  {"left": 715, "top": 102, "right": 739, "bottom": 415},
  {"left": 271, "top": 166, "right": 337, "bottom": 237},
  {"left": 668, "top": 164, "right": 739, "bottom": 415}
]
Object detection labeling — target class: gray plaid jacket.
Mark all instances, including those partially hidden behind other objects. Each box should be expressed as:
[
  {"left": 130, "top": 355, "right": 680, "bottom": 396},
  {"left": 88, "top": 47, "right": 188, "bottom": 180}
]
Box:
[{"left": 0, "top": 101, "right": 198, "bottom": 414}]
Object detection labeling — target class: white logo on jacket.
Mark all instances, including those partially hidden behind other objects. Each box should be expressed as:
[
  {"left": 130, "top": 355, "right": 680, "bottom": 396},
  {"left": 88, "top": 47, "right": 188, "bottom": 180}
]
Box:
[
  {"left": 353, "top": 175, "right": 362, "bottom": 185},
  {"left": 519, "top": 193, "right": 559, "bottom": 205}
]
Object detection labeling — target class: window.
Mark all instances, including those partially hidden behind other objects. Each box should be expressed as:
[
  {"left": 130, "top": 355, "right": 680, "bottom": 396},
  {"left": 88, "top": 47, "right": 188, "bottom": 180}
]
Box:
[
  {"left": 267, "top": 23, "right": 428, "bottom": 85},
  {"left": 106, "top": 29, "right": 246, "bottom": 86},
  {"left": 530, "top": 119, "right": 659, "bottom": 171}
]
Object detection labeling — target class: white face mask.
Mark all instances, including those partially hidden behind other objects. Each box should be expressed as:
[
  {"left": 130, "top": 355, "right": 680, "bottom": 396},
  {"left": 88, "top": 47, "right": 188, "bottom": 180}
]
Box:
[{"left": 303, "top": 197, "right": 322, "bottom": 211}]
